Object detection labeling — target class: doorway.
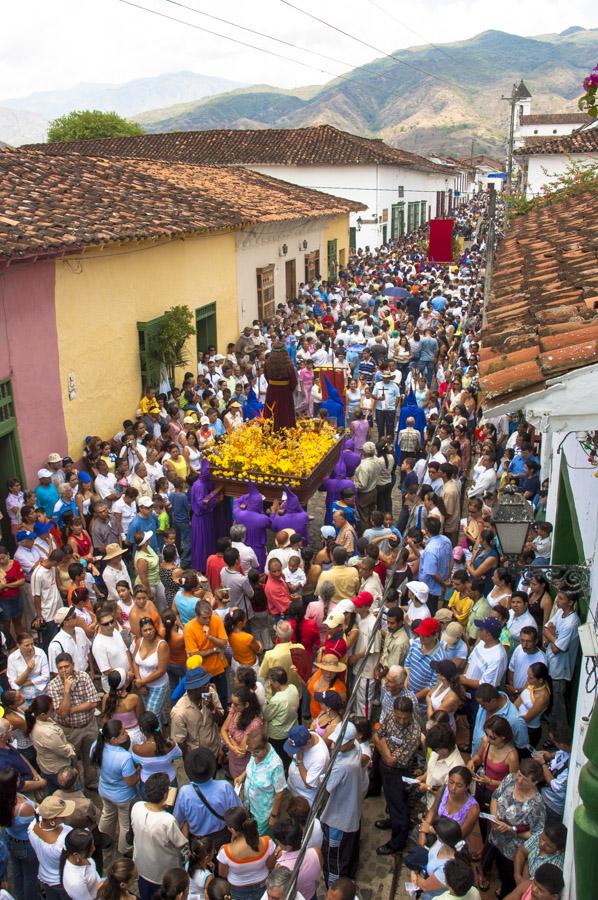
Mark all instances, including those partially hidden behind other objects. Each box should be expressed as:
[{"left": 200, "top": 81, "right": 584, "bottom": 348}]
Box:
[
  {"left": 285, "top": 258, "right": 297, "bottom": 301},
  {"left": 0, "top": 379, "right": 25, "bottom": 548},
  {"left": 195, "top": 303, "right": 217, "bottom": 354}
]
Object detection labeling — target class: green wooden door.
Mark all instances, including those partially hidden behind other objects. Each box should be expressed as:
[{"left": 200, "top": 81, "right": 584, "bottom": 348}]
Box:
[
  {"left": 349, "top": 227, "right": 356, "bottom": 250},
  {"left": 382, "top": 225, "right": 388, "bottom": 245},
  {"left": 0, "top": 379, "right": 26, "bottom": 545},
  {"left": 327, "top": 239, "right": 338, "bottom": 279},
  {"left": 137, "top": 317, "right": 164, "bottom": 391},
  {"left": 196, "top": 303, "right": 217, "bottom": 354}
]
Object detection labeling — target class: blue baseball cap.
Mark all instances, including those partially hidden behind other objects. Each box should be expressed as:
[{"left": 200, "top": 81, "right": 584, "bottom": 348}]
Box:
[
  {"left": 283, "top": 725, "right": 311, "bottom": 757},
  {"left": 16, "top": 530, "right": 35, "bottom": 542},
  {"left": 474, "top": 616, "right": 502, "bottom": 639},
  {"left": 33, "top": 521, "right": 54, "bottom": 536},
  {"left": 78, "top": 471, "right": 92, "bottom": 483}
]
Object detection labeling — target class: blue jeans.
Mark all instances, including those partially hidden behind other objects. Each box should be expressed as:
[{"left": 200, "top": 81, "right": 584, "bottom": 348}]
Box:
[
  {"left": 174, "top": 520, "right": 192, "bottom": 568},
  {"left": 8, "top": 837, "right": 38, "bottom": 900}
]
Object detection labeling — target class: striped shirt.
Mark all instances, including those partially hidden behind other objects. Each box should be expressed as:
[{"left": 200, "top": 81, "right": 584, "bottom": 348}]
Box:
[{"left": 405, "top": 639, "right": 446, "bottom": 704}]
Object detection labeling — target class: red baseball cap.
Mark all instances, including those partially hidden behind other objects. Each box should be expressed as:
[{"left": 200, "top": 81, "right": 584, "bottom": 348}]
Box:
[
  {"left": 414, "top": 617, "right": 441, "bottom": 637},
  {"left": 353, "top": 591, "right": 374, "bottom": 609}
]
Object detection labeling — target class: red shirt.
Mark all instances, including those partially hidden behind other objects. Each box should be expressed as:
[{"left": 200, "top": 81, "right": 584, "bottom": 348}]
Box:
[
  {"left": 287, "top": 617, "right": 321, "bottom": 658},
  {"left": 264, "top": 575, "right": 291, "bottom": 616},
  {"left": 0, "top": 559, "right": 25, "bottom": 599},
  {"left": 374, "top": 560, "right": 387, "bottom": 583},
  {"left": 323, "top": 635, "right": 347, "bottom": 661},
  {"left": 205, "top": 553, "right": 226, "bottom": 591}
]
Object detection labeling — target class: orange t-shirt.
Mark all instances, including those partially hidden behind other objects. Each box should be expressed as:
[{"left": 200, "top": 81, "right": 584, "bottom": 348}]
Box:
[
  {"left": 306, "top": 672, "right": 346, "bottom": 719},
  {"left": 184, "top": 614, "right": 228, "bottom": 676},
  {"left": 168, "top": 628, "right": 187, "bottom": 666},
  {"left": 229, "top": 630, "right": 257, "bottom": 666}
]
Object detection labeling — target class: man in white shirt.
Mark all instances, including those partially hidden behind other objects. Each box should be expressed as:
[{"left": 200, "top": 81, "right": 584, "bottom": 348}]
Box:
[
  {"left": 94, "top": 459, "right": 118, "bottom": 504},
  {"left": 285, "top": 725, "right": 330, "bottom": 803},
  {"left": 14, "top": 530, "right": 43, "bottom": 580},
  {"left": 468, "top": 453, "right": 498, "bottom": 498},
  {"left": 507, "top": 627, "right": 546, "bottom": 694},
  {"left": 30, "top": 549, "right": 64, "bottom": 651},
  {"left": 230, "top": 524, "right": 259, "bottom": 574},
  {"left": 351, "top": 592, "right": 381, "bottom": 717},
  {"left": 48, "top": 607, "right": 91, "bottom": 674},
  {"left": 459, "top": 616, "right": 507, "bottom": 742},
  {"left": 101, "top": 545, "right": 133, "bottom": 604},
  {"left": 92, "top": 606, "right": 132, "bottom": 692},
  {"left": 507, "top": 592, "right": 538, "bottom": 644}
]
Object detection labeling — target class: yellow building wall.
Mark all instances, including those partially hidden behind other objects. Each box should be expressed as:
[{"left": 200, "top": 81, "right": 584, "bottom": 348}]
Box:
[
  {"left": 323, "top": 214, "right": 351, "bottom": 273},
  {"left": 54, "top": 232, "right": 238, "bottom": 455}
]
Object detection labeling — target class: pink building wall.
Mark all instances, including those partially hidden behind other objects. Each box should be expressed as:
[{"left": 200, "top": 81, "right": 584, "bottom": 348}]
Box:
[{"left": 0, "top": 260, "right": 68, "bottom": 487}]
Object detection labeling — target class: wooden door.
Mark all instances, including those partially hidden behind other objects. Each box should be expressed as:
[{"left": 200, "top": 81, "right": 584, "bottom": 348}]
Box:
[
  {"left": 256, "top": 264, "right": 276, "bottom": 321},
  {"left": 285, "top": 258, "right": 297, "bottom": 301}
]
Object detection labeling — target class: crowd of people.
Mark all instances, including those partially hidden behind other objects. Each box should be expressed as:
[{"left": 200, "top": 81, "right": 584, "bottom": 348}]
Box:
[{"left": 0, "top": 196, "right": 574, "bottom": 900}]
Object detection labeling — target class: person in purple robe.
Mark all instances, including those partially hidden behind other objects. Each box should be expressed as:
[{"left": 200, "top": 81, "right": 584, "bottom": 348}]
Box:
[
  {"left": 233, "top": 484, "right": 271, "bottom": 571},
  {"left": 270, "top": 487, "right": 309, "bottom": 543},
  {"left": 321, "top": 458, "right": 355, "bottom": 525},
  {"left": 190, "top": 459, "right": 221, "bottom": 572},
  {"left": 342, "top": 437, "right": 361, "bottom": 477}
]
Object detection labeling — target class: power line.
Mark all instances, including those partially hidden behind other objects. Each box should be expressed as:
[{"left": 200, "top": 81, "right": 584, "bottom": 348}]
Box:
[
  {"left": 278, "top": 0, "right": 463, "bottom": 90},
  {"left": 117, "top": 0, "right": 347, "bottom": 81},
  {"left": 364, "top": 0, "right": 462, "bottom": 67},
  {"left": 160, "top": 0, "right": 396, "bottom": 87}
]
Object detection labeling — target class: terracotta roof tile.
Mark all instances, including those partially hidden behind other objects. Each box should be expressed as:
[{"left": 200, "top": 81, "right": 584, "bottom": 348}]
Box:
[
  {"left": 0, "top": 149, "right": 365, "bottom": 262},
  {"left": 480, "top": 188, "right": 598, "bottom": 406},
  {"left": 24, "top": 124, "right": 449, "bottom": 174},
  {"left": 516, "top": 125, "right": 598, "bottom": 156}
]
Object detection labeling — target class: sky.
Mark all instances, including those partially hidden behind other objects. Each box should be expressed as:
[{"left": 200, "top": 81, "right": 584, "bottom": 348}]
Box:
[{"left": 1, "top": 0, "right": 596, "bottom": 100}]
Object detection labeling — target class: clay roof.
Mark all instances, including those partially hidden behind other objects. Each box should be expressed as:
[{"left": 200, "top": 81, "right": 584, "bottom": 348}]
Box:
[
  {"left": 479, "top": 188, "right": 598, "bottom": 408},
  {"left": 0, "top": 149, "right": 364, "bottom": 263},
  {"left": 516, "top": 126, "right": 598, "bottom": 156},
  {"left": 519, "top": 113, "right": 590, "bottom": 126},
  {"left": 24, "top": 124, "right": 449, "bottom": 174}
]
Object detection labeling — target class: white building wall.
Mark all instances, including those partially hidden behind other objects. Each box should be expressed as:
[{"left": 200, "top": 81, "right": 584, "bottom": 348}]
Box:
[
  {"left": 525, "top": 152, "right": 598, "bottom": 198},
  {"left": 543, "top": 431, "right": 598, "bottom": 900},
  {"left": 249, "top": 163, "right": 455, "bottom": 250},
  {"left": 235, "top": 218, "right": 331, "bottom": 326}
]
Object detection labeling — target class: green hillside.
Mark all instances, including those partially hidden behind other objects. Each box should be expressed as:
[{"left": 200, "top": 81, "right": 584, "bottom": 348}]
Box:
[{"left": 137, "top": 28, "right": 598, "bottom": 157}]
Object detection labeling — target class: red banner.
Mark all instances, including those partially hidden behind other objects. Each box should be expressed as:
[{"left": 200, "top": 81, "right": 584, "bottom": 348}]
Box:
[
  {"left": 429, "top": 218, "right": 454, "bottom": 264},
  {"left": 318, "top": 367, "right": 346, "bottom": 402}
]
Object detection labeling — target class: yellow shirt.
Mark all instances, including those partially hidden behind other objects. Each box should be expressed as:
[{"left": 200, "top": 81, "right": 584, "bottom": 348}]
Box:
[
  {"left": 166, "top": 454, "right": 189, "bottom": 479},
  {"left": 447, "top": 590, "right": 474, "bottom": 627}
]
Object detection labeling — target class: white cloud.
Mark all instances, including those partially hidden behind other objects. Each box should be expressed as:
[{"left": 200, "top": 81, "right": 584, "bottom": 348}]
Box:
[{"left": 0, "top": 0, "right": 596, "bottom": 99}]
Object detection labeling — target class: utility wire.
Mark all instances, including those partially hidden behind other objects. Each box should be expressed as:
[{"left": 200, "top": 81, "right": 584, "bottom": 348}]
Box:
[
  {"left": 278, "top": 0, "right": 464, "bottom": 90},
  {"left": 118, "top": 0, "right": 348, "bottom": 81},
  {"left": 161, "top": 0, "right": 400, "bottom": 89}
]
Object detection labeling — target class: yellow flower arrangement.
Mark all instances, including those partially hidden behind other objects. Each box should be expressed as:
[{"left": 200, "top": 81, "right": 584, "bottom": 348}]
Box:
[{"left": 205, "top": 419, "right": 338, "bottom": 484}]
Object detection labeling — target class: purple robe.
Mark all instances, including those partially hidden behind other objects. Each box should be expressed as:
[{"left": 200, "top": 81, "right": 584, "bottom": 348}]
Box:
[
  {"left": 322, "top": 459, "right": 355, "bottom": 525},
  {"left": 270, "top": 487, "right": 309, "bottom": 543},
  {"left": 233, "top": 484, "right": 271, "bottom": 572},
  {"left": 342, "top": 439, "right": 361, "bottom": 478},
  {"left": 190, "top": 460, "right": 219, "bottom": 572}
]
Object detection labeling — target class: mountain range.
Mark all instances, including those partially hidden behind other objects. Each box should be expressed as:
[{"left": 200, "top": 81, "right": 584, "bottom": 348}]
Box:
[
  {"left": 2, "top": 27, "right": 597, "bottom": 154},
  {"left": 135, "top": 28, "right": 598, "bottom": 158},
  {"left": 0, "top": 71, "right": 245, "bottom": 145}
]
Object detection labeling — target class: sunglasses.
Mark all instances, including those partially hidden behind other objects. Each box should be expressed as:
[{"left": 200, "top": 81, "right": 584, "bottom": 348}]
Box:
[{"left": 101, "top": 619, "right": 115, "bottom": 626}]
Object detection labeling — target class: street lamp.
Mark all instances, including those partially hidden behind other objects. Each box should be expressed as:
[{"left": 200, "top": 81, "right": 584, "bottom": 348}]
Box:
[{"left": 492, "top": 487, "right": 534, "bottom": 558}]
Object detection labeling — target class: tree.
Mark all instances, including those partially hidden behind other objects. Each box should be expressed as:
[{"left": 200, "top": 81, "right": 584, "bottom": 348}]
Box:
[
  {"left": 47, "top": 109, "right": 144, "bottom": 143},
  {"left": 157, "top": 306, "right": 196, "bottom": 383}
]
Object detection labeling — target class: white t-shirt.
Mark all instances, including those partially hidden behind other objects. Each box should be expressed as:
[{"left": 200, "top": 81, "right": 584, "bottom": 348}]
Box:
[
  {"left": 353, "top": 614, "right": 381, "bottom": 678},
  {"left": 508, "top": 645, "right": 547, "bottom": 691},
  {"left": 507, "top": 609, "right": 538, "bottom": 642},
  {"left": 92, "top": 630, "right": 130, "bottom": 691},
  {"left": 62, "top": 858, "right": 102, "bottom": 900},
  {"left": 94, "top": 472, "right": 117, "bottom": 501},
  {"left": 287, "top": 735, "right": 330, "bottom": 803},
  {"left": 111, "top": 496, "right": 137, "bottom": 537},
  {"left": 102, "top": 561, "right": 133, "bottom": 604},
  {"left": 28, "top": 822, "right": 71, "bottom": 886},
  {"left": 216, "top": 837, "right": 276, "bottom": 886},
  {"left": 30, "top": 564, "right": 62, "bottom": 621},
  {"left": 48, "top": 626, "right": 90, "bottom": 673},
  {"left": 464, "top": 640, "right": 507, "bottom": 688},
  {"left": 406, "top": 600, "right": 431, "bottom": 624}
]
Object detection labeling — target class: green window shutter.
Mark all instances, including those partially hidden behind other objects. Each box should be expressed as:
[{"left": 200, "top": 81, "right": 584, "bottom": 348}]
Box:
[
  {"left": 327, "top": 239, "right": 338, "bottom": 279},
  {"left": 349, "top": 227, "right": 357, "bottom": 250},
  {"left": 420, "top": 200, "right": 427, "bottom": 224}
]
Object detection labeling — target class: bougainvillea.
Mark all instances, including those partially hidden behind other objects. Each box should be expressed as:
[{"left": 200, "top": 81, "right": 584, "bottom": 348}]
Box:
[{"left": 579, "top": 64, "right": 598, "bottom": 118}]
